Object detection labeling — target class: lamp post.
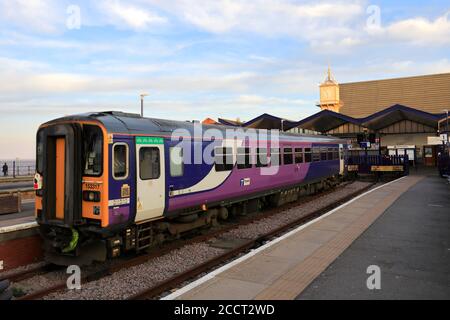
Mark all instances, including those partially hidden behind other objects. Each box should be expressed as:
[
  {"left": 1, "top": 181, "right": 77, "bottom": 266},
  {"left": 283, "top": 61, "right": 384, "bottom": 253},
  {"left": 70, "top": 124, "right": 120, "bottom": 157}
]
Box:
[{"left": 140, "top": 93, "right": 149, "bottom": 117}]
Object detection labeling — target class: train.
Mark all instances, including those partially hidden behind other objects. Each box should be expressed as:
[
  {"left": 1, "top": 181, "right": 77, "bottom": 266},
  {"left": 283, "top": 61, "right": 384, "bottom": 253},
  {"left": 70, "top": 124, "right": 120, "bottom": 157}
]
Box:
[{"left": 34, "top": 111, "right": 348, "bottom": 265}]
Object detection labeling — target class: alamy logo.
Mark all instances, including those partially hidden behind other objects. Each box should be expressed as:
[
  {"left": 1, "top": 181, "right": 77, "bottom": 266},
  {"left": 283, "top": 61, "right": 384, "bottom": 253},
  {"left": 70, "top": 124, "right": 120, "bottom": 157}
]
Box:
[
  {"left": 366, "top": 265, "right": 381, "bottom": 290},
  {"left": 67, "top": 265, "right": 81, "bottom": 290},
  {"left": 66, "top": 5, "right": 81, "bottom": 30}
]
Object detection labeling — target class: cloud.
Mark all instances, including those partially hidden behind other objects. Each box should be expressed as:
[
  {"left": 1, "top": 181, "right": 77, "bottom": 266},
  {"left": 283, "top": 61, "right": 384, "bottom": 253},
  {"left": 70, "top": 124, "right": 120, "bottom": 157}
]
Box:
[
  {"left": 0, "top": 0, "right": 67, "bottom": 34},
  {"left": 98, "top": 0, "right": 168, "bottom": 31},
  {"left": 150, "top": 0, "right": 363, "bottom": 40},
  {"left": 383, "top": 12, "right": 450, "bottom": 46}
]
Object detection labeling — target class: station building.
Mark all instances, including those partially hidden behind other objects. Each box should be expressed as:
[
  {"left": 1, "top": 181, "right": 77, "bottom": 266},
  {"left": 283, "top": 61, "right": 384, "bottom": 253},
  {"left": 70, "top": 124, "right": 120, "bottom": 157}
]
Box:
[
  {"left": 290, "top": 71, "right": 450, "bottom": 166},
  {"left": 205, "top": 71, "right": 450, "bottom": 166}
]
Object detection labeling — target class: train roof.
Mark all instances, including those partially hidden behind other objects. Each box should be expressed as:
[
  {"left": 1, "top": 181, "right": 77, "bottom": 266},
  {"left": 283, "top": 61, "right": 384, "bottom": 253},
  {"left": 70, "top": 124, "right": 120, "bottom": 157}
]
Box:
[{"left": 45, "top": 111, "right": 346, "bottom": 143}]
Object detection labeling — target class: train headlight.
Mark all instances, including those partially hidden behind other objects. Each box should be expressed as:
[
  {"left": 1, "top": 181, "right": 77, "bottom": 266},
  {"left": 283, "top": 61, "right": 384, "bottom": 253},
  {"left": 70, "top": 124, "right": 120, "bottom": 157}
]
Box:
[{"left": 83, "top": 191, "right": 101, "bottom": 202}]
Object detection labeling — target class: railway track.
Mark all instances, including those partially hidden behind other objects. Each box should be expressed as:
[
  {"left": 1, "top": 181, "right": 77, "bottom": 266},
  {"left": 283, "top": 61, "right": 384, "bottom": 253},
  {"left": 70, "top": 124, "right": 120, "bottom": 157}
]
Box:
[
  {"left": 0, "top": 263, "right": 55, "bottom": 283},
  {"left": 5, "top": 180, "right": 376, "bottom": 300}
]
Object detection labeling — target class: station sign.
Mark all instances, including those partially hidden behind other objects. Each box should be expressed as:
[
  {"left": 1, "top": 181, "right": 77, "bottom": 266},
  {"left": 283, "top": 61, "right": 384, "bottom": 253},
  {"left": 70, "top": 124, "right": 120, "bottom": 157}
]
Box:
[
  {"left": 371, "top": 165, "right": 404, "bottom": 172},
  {"left": 136, "top": 136, "right": 164, "bottom": 145}
]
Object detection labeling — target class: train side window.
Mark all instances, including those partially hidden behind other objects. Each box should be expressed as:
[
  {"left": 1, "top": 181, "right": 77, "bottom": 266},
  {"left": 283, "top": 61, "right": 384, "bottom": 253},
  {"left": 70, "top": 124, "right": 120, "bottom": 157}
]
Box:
[
  {"left": 327, "top": 148, "right": 334, "bottom": 160},
  {"left": 312, "top": 147, "right": 321, "bottom": 162},
  {"left": 113, "top": 143, "right": 128, "bottom": 180},
  {"left": 237, "top": 147, "right": 252, "bottom": 169},
  {"left": 320, "top": 147, "right": 328, "bottom": 161},
  {"left": 283, "top": 148, "right": 293, "bottom": 165},
  {"left": 170, "top": 146, "right": 184, "bottom": 177},
  {"left": 256, "top": 148, "right": 268, "bottom": 167},
  {"left": 140, "top": 147, "right": 160, "bottom": 180},
  {"left": 304, "top": 148, "right": 312, "bottom": 163},
  {"left": 215, "top": 147, "right": 233, "bottom": 171},
  {"left": 295, "top": 148, "right": 303, "bottom": 163},
  {"left": 333, "top": 147, "right": 340, "bottom": 160},
  {"left": 270, "top": 148, "right": 281, "bottom": 166}
]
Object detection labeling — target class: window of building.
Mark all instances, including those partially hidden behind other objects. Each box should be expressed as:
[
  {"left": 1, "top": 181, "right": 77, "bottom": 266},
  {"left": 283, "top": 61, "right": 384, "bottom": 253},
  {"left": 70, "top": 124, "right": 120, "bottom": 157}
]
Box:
[
  {"left": 294, "top": 148, "right": 303, "bottom": 163},
  {"left": 113, "top": 143, "right": 128, "bottom": 179},
  {"left": 256, "top": 148, "right": 268, "bottom": 167},
  {"left": 170, "top": 146, "right": 184, "bottom": 177},
  {"left": 215, "top": 147, "right": 233, "bottom": 171},
  {"left": 237, "top": 147, "right": 252, "bottom": 169},
  {"left": 304, "top": 148, "right": 312, "bottom": 163},
  {"left": 312, "top": 147, "right": 321, "bottom": 162},
  {"left": 283, "top": 147, "right": 293, "bottom": 165},
  {"left": 270, "top": 148, "right": 281, "bottom": 166},
  {"left": 139, "top": 147, "right": 160, "bottom": 180}
]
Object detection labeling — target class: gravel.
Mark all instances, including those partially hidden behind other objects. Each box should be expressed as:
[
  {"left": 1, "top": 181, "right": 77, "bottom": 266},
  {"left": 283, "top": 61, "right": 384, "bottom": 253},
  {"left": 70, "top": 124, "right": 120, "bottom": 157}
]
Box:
[
  {"left": 44, "top": 243, "right": 226, "bottom": 300},
  {"left": 39, "top": 180, "right": 372, "bottom": 300}
]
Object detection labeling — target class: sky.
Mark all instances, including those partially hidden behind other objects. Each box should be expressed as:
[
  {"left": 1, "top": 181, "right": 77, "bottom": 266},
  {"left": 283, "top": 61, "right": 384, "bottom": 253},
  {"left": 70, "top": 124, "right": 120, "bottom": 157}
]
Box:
[{"left": 0, "top": 0, "right": 449, "bottom": 159}]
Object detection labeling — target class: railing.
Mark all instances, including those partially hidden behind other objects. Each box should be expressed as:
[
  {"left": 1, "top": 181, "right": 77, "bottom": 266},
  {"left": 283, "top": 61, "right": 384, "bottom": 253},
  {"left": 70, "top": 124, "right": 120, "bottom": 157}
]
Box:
[
  {"left": 1, "top": 161, "right": 35, "bottom": 178},
  {"left": 346, "top": 155, "right": 409, "bottom": 175}
]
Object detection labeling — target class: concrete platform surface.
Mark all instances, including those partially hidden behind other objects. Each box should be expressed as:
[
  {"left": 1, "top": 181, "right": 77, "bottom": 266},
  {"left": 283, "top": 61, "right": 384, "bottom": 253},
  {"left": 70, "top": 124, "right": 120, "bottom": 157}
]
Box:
[
  {"left": 298, "top": 173, "right": 450, "bottom": 300},
  {"left": 165, "top": 175, "right": 428, "bottom": 300},
  {"left": 0, "top": 200, "right": 35, "bottom": 229}
]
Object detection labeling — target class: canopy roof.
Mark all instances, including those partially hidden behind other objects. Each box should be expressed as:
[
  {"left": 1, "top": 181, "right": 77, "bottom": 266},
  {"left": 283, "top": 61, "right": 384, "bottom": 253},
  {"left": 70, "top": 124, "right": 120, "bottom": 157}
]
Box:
[
  {"left": 287, "top": 104, "right": 445, "bottom": 133},
  {"left": 242, "top": 113, "right": 296, "bottom": 130}
]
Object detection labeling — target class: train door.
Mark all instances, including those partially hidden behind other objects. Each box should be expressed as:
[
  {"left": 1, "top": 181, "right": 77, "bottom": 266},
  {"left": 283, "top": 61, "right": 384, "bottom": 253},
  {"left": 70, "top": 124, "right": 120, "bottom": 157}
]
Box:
[
  {"left": 135, "top": 136, "right": 166, "bottom": 222},
  {"left": 339, "top": 144, "right": 345, "bottom": 175}
]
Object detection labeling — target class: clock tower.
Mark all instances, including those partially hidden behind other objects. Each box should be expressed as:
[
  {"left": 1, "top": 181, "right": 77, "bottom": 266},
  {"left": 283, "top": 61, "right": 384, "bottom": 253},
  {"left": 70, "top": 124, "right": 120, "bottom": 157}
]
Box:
[{"left": 317, "top": 67, "right": 342, "bottom": 113}]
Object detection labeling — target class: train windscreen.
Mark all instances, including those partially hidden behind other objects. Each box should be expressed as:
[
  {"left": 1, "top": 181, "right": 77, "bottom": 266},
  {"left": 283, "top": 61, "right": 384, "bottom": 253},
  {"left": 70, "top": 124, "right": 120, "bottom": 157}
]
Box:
[{"left": 83, "top": 125, "right": 103, "bottom": 176}]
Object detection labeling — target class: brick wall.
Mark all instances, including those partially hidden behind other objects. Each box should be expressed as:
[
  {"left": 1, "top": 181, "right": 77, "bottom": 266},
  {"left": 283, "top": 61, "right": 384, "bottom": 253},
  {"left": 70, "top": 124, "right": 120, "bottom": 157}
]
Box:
[{"left": 0, "top": 235, "right": 43, "bottom": 271}]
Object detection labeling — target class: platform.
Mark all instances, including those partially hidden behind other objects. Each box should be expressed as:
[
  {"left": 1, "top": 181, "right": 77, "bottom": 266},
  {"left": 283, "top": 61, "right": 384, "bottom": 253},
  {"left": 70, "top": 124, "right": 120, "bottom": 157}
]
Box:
[
  {"left": 0, "top": 200, "right": 35, "bottom": 229},
  {"left": 164, "top": 173, "right": 449, "bottom": 300}
]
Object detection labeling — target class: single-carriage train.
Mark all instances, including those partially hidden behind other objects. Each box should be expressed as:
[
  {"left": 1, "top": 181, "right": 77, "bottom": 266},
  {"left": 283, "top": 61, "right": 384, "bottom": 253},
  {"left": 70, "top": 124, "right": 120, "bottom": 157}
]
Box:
[{"left": 34, "top": 111, "right": 347, "bottom": 265}]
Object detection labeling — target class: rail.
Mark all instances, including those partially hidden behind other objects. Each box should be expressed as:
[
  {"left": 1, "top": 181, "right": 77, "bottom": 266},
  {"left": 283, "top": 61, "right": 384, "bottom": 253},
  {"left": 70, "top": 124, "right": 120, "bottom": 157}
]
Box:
[
  {"left": 346, "top": 155, "right": 409, "bottom": 175},
  {"left": 1, "top": 162, "right": 35, "bottom": 178}
]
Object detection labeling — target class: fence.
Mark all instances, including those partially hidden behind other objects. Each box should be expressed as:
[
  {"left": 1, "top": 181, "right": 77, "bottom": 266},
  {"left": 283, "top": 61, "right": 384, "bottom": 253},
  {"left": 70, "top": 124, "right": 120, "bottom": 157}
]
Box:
[
  {"left": 346, "top": 155, "right": 409, "bottom": 175},
  {"left": 1, "top": 161, "right": 36, "bottom": 177}
]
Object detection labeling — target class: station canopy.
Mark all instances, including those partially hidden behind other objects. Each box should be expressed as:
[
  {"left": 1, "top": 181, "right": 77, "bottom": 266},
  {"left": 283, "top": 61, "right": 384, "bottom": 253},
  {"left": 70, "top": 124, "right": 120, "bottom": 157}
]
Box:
[
  {"left": 287, "top": 104, "right": 445, "bottom": 133},
  {"left": 241, "top": 113, "right": 296, "bottom": 130},
  {"left": 286, "top": 110, "right": 359, "bottom": 132},
  {"left": 361, "top": 104, "right": 443, "bottom": 130}
]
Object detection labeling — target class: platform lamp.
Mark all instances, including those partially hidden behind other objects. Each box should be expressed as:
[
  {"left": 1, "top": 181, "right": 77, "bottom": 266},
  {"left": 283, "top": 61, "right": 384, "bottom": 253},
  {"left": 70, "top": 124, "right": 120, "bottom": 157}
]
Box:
[
  {"left": 280, "top": 119, "right": 285, "bottom": 132},
  {"left": 140, "top": 93, "right": 149, "bottom": 117}
]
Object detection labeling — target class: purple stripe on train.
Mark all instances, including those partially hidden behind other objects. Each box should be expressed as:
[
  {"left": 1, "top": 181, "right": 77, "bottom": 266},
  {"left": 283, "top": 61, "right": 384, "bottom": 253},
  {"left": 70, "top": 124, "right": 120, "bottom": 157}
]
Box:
[{"left": 167, "top": 162, "right": 312, "bottom": 211}]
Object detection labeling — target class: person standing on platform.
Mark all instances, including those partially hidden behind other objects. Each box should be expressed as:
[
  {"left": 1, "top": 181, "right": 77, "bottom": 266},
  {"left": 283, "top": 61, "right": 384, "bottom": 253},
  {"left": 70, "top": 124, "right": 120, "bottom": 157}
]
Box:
[{"left": 2, "top": 162, "right": 8, "bottom": 176}]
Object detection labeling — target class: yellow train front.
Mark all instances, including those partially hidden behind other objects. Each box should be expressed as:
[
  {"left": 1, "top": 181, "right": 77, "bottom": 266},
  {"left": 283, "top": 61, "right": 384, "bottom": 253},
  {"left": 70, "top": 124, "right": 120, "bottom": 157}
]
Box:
[{"left": 35, "top": 115, "right": 117, "bottom": 265}]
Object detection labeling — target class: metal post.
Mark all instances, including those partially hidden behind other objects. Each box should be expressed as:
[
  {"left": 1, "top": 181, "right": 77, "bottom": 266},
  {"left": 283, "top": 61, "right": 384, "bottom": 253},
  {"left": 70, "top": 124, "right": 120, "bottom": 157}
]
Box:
[
  {"left": 13, "top": 161, "right": 15, "bottom": 178},
  {"left": 140, "top": 93, "right": 148, "bottom": 117},
  {"left": 446, "top": 109, "right": 449, "bottom": 144}
]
